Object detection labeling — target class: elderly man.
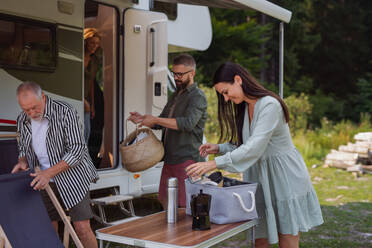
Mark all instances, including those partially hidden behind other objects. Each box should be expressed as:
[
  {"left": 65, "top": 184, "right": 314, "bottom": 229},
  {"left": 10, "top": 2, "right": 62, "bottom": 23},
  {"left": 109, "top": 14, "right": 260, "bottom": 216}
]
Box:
[
  {"left": 129, "top": 54, "right": 207, "bottom": 208},
  {"left": 12, "top": 81, "right": 99, "bottom": 248}
]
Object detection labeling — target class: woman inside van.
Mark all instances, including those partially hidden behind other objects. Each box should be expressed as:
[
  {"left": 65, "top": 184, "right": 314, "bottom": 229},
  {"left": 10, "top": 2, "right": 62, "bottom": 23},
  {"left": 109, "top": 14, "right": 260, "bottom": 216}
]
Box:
[{"left": 83, "top": 28, "right": 101, "bottom": 144}]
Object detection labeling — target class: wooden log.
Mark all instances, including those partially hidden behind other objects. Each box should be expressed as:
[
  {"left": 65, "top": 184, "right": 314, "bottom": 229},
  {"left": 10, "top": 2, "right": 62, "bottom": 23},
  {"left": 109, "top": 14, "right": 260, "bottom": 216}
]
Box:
[
  {"left": 355, "top": 141, "right": 372, "bottom": 148},
  {"left": 362, "top": 165, "right": 372, "bottom": 172},
  {"left": 354, "top": 132, "right": 372, "bottom": 142},
  {"left": 326, "top": 150, "right": 358, "bottom": 161},
  {"left": 324, "top": 159, "right": 355, "bottom": 169},
  {"left": 338, "top": 143, "right": 369, "bottom": 156},
  {"left": 347, "top": 164, "right": 362, "bottom": 172}
]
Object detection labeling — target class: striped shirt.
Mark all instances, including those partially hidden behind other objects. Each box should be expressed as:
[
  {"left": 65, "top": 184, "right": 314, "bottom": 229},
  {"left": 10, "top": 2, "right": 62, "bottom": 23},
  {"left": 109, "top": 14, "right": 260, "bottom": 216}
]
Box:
[{"left": 17, "top": 96, "right": 98, "bottom": 209}]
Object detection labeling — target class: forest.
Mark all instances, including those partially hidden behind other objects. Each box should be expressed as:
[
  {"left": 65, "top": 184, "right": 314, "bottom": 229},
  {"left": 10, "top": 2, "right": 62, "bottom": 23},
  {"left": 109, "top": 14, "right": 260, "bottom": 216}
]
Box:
[{"left": 190, "top": 0, "right": 372, "bottom": 127}]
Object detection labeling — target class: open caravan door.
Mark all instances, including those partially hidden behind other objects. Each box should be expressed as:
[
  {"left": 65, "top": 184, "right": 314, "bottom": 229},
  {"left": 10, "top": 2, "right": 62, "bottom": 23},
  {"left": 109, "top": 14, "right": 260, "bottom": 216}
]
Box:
[{"left": 123, "top": 9, "right": 168, "bottom": 195}]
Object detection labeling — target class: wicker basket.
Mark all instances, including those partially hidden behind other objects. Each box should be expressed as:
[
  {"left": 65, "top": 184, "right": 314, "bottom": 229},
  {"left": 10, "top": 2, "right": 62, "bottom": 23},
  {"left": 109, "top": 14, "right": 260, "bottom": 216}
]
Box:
[{"left": 120, "top": 121, "right": 164, "bottom": 172}]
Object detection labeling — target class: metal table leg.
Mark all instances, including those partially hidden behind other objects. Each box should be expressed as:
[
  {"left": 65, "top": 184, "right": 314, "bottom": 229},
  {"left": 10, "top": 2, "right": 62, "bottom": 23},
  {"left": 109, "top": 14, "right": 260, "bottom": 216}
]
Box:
[{"left": 251, "top": 225, "right": 255, "bottom": 248}]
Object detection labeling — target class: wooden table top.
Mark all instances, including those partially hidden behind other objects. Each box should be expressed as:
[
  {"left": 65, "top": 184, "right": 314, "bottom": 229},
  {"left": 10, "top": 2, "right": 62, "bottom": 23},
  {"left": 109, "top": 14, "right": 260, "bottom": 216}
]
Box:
[{"left": 97, "top": 209, "right": 256, "bottom": 247}]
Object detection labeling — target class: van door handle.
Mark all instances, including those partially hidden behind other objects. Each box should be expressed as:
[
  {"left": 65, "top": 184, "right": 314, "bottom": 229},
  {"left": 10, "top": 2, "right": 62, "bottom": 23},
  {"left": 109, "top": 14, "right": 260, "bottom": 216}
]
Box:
[{"left": 149, "top": 27, "right": 155, "bottom": 67}]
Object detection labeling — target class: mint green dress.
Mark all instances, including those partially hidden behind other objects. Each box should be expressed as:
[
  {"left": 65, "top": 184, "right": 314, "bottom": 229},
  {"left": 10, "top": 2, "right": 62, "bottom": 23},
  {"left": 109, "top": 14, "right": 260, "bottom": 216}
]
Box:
[{"left": 215, "top": 96, "right": 323, "bottom": 244}]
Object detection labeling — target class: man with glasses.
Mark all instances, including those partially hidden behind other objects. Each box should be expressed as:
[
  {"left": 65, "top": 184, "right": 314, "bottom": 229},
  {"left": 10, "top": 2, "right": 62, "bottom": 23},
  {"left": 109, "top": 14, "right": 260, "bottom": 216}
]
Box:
[{"left": 129, "top": 54, "right": 207, "bottom": 208}]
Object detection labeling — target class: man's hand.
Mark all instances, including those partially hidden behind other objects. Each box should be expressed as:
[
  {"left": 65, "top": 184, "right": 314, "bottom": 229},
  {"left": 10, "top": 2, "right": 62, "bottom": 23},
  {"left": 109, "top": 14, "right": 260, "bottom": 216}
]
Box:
[
  {"left": 140, "top": 115, "right": 157, "bottom": 128},
  {"left": 30, "top": 169, "right": 54, "bottom": 190},
  {"left": 11, "top": 160, "right": 29, "bottom": 173},
  {"left": 199, "top": 143, "right": 219, "bottom": 157},
  {"left": 128, "top": 111, "right": 144, "bottom": 124}
]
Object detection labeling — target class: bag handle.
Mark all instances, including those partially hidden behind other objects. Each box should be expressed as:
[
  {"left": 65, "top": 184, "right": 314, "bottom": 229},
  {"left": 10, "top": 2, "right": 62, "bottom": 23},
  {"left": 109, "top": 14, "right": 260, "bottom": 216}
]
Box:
[
  {"left": 232, "top": 191, "right": 255, "bottom": 213},
  {"left": 125, "top": 118, "right": 139, "bottom": 142}
]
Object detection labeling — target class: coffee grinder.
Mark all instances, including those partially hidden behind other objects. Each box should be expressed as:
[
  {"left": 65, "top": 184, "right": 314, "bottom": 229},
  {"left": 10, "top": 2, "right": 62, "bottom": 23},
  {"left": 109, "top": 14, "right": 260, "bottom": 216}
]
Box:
[{"left": 190, "top": 189, "right": 211, "bottom": 230}]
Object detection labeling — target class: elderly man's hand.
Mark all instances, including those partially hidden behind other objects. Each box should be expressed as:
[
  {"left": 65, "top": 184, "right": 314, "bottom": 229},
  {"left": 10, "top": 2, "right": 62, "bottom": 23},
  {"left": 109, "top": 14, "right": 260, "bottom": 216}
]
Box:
[
  {"left": 30, "top": 169, "right": 53, "bottom": 190},
  {"left": 128, "top": 111, "right": 144, "bottom": 124},
  {"left": 140, "top": 115, "right": 157, "bottom": 128},
  {"left": 11, "top": 161, "right": 29, "bottom": 173}
]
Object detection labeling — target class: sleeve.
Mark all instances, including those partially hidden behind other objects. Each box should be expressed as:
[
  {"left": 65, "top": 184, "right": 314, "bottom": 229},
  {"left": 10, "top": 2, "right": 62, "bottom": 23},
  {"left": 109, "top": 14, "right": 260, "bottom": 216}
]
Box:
[
  {"left": 153, "top": 95, "right": 173, "bottom": 130},
  {"left": 218, "top": 143, "right": 237, "bottom": 154},
  {"left": 175, "top": 92, "right": 207, "bottom": 132},
  {"left": 61, "top": 108, "right": 85, "bottom": 167},
  {"left": 16, "top": 115, "right": 26, "bottom": 159},
  {"left": 214, "top": 101, "right": 281, "bottom": 173}
]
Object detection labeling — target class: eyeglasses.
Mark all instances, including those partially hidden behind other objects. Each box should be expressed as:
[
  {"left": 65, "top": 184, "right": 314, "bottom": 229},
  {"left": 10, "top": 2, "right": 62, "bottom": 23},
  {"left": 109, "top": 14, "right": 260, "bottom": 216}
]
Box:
[{"left": 170, "top": 70, "right": 193, "bottom": 78}]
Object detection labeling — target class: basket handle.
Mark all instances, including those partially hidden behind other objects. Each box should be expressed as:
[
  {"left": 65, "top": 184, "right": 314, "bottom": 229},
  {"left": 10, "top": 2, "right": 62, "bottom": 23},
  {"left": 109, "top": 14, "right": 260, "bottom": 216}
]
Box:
[{"left": 125, "top": 118, "right": 139, "bottom": 141}]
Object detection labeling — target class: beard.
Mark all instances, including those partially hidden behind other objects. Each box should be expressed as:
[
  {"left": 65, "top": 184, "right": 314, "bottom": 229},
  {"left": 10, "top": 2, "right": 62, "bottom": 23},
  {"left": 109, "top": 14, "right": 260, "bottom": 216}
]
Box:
[
  {"left": 31, "top": 114, "right": 43, "bottom": 122},
  {"left": 176, "top": 77, "right": 190, "bottom": 91}
]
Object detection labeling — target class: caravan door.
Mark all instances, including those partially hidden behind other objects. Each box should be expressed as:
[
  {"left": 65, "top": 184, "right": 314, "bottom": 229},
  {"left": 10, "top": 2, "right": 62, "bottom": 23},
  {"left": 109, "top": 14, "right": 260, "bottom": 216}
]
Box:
[{"left": 123, "top": 9, "right": 168, "bottom": 195}]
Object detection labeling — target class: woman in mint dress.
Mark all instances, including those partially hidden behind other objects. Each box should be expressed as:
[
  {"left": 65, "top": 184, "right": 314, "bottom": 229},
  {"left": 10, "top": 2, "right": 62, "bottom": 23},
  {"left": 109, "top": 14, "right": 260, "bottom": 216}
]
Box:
[{"left": 186, "top": 62, "right": 323, "bottom": 247}]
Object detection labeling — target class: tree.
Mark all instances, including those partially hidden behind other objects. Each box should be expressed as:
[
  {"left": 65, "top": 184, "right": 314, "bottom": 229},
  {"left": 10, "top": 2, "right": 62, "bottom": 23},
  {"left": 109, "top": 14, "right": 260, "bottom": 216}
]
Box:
[{"left": 192, "top": 8, "right": 271, "bottom": 87}]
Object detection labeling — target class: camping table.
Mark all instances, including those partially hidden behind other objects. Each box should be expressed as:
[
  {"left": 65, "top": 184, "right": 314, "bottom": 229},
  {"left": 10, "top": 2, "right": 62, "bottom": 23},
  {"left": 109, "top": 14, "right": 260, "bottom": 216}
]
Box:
[{"left": 96, "top": 208, "right": 258, "bottom": 248}]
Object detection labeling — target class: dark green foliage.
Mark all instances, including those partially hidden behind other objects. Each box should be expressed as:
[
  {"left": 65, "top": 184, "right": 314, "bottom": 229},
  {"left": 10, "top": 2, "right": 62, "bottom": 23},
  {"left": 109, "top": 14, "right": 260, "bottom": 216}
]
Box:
[
  {"left": 192, "top": 8, "right": 271, "bottom": 87},
  {"left": 193, "top": 1, "right": 372, "bottom": 126},
  {"left": 355, "top": 73, "right": 372, "bottom": 115}
]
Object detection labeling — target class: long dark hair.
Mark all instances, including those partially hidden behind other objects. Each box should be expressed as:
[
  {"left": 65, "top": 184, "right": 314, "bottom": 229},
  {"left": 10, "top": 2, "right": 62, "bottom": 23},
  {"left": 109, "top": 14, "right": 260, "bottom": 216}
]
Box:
[{"left": 213, "top": 62, "right": 289, "bottom": 146}]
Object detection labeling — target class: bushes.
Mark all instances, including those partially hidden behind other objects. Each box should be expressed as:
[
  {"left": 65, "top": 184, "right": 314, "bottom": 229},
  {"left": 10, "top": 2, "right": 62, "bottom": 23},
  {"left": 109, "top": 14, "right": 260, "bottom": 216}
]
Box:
[
  {"left": 200, "top": 85, "right": 220, "bottom": 144},
  {"left": 294, "top": 113, "right": 372, "bottom": 167},
  {"left": 284, "top": 93, "right": 312, "bottom": 134}
]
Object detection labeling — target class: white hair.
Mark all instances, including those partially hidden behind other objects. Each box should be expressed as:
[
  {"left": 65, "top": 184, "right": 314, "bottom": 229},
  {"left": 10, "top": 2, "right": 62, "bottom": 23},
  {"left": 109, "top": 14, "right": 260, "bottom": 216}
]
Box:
[{"left": 16, "top": 81, "right": 43, "bottom": 99}]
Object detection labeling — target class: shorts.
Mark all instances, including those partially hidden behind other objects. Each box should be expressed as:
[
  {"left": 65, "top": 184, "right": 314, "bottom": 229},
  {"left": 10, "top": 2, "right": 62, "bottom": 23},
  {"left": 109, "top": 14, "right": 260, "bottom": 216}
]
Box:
[
  {"left": 158, "top": 160, "right": 195, "bottom": 208},
  {"left": 41, "top": 183, "right": 93, "bottom": 222}
]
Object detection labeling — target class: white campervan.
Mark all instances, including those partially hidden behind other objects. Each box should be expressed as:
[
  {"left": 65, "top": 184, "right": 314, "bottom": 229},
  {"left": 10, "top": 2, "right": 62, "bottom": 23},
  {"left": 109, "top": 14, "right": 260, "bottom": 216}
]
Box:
[{"left": 0, "top": 0, "right": 291, "bottom": 225}]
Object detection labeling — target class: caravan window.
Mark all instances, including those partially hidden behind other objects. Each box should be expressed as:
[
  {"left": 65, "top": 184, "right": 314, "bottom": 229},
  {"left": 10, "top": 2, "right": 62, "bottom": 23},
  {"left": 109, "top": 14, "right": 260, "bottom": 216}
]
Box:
[
  {"left": 151, "top": 1, "right": 177, "bottom": 20},
  {"left": 0, "top": 14, "right": 57, "bottom": 72}
]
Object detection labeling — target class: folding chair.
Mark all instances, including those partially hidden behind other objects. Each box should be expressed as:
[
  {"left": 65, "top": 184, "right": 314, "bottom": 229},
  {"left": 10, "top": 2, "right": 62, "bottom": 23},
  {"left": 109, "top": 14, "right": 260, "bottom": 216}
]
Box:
[{"left": 0, "top": 170, "right": 83, "bottom": 248}]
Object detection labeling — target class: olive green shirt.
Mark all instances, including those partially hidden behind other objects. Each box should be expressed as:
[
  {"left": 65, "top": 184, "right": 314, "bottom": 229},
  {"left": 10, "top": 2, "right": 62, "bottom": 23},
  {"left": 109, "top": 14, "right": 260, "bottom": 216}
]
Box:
[{"left": 155, "top": 83, "right": 207, "bottom": 164}]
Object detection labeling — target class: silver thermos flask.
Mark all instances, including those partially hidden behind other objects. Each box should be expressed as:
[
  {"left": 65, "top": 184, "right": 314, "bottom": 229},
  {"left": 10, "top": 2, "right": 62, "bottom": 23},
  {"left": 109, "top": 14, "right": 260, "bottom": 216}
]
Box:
[{"left": 167, "top": 177, "right": 178, "bottom": 223}]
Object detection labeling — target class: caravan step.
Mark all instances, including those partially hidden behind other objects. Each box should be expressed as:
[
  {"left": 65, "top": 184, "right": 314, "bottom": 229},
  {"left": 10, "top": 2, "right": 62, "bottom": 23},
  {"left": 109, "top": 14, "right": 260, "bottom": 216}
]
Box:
[
  {"left": 107, "top": 216, "right": 142, "bottom": 226},
  {"left": 91, "top": 194, "right": 134, "bottom": 205}
]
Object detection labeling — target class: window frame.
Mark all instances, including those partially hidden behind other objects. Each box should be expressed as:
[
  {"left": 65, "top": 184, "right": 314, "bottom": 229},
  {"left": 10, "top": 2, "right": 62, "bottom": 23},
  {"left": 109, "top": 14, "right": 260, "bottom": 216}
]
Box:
[{"left": 0, "top": 13, "right": 57, "bottom": 72}]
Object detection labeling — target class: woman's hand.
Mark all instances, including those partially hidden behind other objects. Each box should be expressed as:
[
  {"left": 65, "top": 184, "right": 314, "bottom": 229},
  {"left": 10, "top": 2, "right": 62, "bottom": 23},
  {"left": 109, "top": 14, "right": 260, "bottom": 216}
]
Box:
[
  {"left": 185, "top": 160, "right": 217, "bottom": 178},
  {"left": 91, "top": 105, "right": 95, "bottom": 119},
  {"left": 199, "top": 143, "right": 219, "bottom": 157}
]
